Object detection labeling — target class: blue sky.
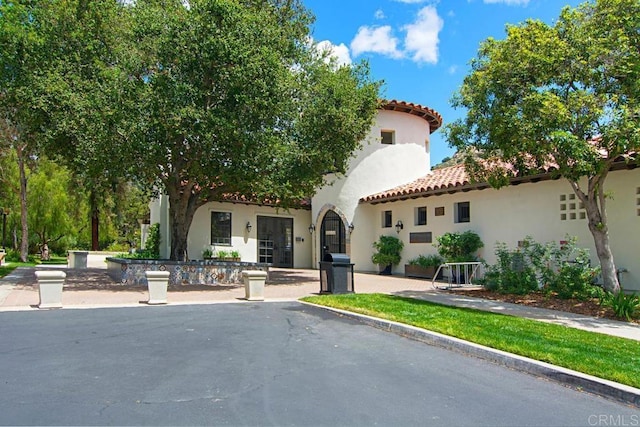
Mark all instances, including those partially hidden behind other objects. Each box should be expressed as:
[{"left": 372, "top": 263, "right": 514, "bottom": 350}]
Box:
[{"left": 302, "top": 0, "right": 583, "bottom": 164}]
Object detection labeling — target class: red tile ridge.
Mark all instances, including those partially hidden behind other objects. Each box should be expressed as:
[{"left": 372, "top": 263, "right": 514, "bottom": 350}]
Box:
[{"left": 380, "top": 99, "right": 443, "bottom": 134}]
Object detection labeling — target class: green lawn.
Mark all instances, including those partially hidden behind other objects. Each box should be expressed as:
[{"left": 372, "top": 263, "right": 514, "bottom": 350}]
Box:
[
  {"left": 0, "top": 261, "right": 39, "bottom": 278},
  {"left": 302, "top": 293, "right": 640, "bottom": 388}
]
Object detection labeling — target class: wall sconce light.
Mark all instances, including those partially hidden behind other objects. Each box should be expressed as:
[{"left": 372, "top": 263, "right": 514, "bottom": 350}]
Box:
[
  {"left": 395, "top": 220, "right": 404, "bottom": 234},
  {"left": 246, "top": 221, "right": 252, "bottom": 233},
  {"left": 308, "top": 224, "right": 316, "bottom": 234},
  {"left": 348, "top": 223, "right": 355, "bottom": 234}
]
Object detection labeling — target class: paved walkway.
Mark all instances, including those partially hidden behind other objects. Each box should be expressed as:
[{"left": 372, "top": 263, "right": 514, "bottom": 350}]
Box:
[{"left": 1, "top": 264, "right": 639, "bottom": 342}]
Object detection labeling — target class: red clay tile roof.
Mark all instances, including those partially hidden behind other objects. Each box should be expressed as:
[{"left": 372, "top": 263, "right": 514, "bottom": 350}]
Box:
[
  {"left": 381, "top": 99, "right": 443, "bottom": 134},
  {"left": 360, "top": 153, "right": 638, "bottom": 205},
  {"left": 360, "top": 164, "right": 478, "bottom": 204}
]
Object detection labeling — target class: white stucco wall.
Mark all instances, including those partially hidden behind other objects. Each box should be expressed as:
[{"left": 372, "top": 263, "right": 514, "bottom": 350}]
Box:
[
  {"left": 188, "top": 202, "right": 312, "bottom": 267},
  {"left": 310, "top": 109, "right": 433, "bottom": 266},
  {"left": 355, "top": 168, "right": 640, "bottom": 291}
]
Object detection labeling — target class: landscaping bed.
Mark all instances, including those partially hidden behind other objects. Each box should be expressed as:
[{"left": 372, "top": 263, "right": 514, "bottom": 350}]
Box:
[{"left": 448, "top": 288, "right": 639, "bottom": 324}]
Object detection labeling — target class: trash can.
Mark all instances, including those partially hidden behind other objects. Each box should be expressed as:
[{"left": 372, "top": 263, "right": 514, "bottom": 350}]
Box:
[{"left": 319, "top": 253, "right": 354, "bottom": 294}]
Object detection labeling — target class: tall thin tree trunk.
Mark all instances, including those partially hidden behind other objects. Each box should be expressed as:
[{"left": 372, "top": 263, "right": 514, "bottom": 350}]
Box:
[
  {"left": 17, "top": 144, "right": 28, "bottom": 262},
  {"left": 90, "top": 190, "right": 99, "bottom": 251}
]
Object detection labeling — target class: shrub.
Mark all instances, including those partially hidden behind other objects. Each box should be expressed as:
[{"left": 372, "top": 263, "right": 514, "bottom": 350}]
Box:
[
  {"left": 5, "top": 249, "right": 37, "bottom": 263},
  {"left": 371, "top": 235, "right": 404, "bottom": 266},
  {"left": 481, "top": 236, "right": 600, "bottom": 299},
  {"left": 436, "top": 231, "right": 483, "bottom": 262},
  {"left": 216, "top": 250, "right": 229, "bottom": 259},
  {"left": 601, "top": 291, "right": 640, "bottom": 321},
  {"left": 408, "top": 254, "right": 444, "bottom": 268},
  {"left": 145, "top": 223, "right": 161, "bottom": 259},
  {"left": 535, "top": 237, "right": 600, "bottom": 300},
  {"left": 483, "top": 242, "right": 539, "bottom": 294}
]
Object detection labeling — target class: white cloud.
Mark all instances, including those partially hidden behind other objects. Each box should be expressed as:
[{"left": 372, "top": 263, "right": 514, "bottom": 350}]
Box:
[
  {"left": 350, "top": 26, "right": 403, "bottom": 59},
  {"left": 374, "top": 9, "right": 385, "bottom": 19},
  {"left": 315, "top": 40, "right": 352, "bottom": 66},
  {"left": 448, "top": 65, "right": 458, "bottom": 74},
  {"left": 483, "top": 0, "right": 529, "bottom": 5},
  {"left": 392, "top": 0, "right": 430, "bottom": 3},
  {"left": 403, "top": 6, "right": 444, "bottom": 64}
]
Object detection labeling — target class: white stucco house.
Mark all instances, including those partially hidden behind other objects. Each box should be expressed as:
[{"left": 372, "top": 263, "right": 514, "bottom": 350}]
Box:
[{"left": 150, "top": 99, "right": 640, "bottom": 292}]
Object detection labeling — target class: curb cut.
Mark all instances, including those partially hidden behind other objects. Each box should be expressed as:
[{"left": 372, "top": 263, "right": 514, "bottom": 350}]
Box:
[{"left": 301, "top": 301, "right": 640, "bottom": 408}]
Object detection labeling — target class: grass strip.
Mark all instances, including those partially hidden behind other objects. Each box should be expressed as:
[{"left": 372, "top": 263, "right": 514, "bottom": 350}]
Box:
[
  {"left": 302, "top": 293, "right": 640, "bottom": 388},
  {"left": 0, "top": 264, "right": 18, "bottom": 278},
  {"left": 0, "top": 261, "right": 39, "bottom": 278}
]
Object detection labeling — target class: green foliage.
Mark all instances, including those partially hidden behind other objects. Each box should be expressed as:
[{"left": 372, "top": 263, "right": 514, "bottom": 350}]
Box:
[
  {"left": 202, "top": 248, "right": 213, "bottom": 259},
  {"left": 371, "top": 235, "right": 404, "bottom": 266},
  {"left": 530, "top": 236, "right": 600, "bottom": 300},
  {"left": 435, "top": 230, "right": 484, "bottom": 262},
  {"left": 27, "top": 158, "right": 85, "bottom": 254},
  {"left": 601, "top": 291, "right": 640, "bottom": 321},
  {"left": 482, "top": 236, "right": 600, "bottom": 299},
  {"left": 445, "top": 0, "right": 639, "bottom": 293},
  {"left": 230, "top": 250, "right": 240, "bottom": 259},
  {"left": 216, "top": 250, "right": 229, "bottom": 259},
  {"left": 408, "top": 254, "right": 444, "bottom": 268},
  {"left": 145, "top": 223, "right": 161, "bottom": 259},
  {"left": 2, "top": 0, "right": 380, "bottom": 261},
  {"left": 483, "top": 243, "right": 539, "bottom": 295},
  {"left": 0, "top": 264, "right": 18, "bottom": 278},
  {"left": 6, "top": 249, "right": 36, "bottom": 264}
]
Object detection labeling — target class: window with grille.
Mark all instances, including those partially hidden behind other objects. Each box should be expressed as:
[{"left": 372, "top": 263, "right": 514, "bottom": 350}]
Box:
[{"left": 211, "top": 212, "right": 232, "bottom": 245}]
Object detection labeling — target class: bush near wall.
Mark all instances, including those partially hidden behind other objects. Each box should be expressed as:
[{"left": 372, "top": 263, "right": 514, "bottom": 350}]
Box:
[{"left": 482, "top": 236, "right": 600, "bottom": 300}]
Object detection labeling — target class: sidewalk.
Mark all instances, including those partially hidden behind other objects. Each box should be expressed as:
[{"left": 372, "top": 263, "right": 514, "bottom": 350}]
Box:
[{"left": 1, "top": 264, "right": 639, "bottom": 342}]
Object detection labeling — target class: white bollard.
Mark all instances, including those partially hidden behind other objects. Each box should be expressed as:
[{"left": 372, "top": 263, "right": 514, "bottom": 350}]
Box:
[
  {"left": 145, "top": 270, "right": 170, "bottom": 305},
  {"left": 35, "top": 270, "right": 66, "bottom": 309},
  {"left": 242, "top": 270, "right": 267, "bottom": 301}
]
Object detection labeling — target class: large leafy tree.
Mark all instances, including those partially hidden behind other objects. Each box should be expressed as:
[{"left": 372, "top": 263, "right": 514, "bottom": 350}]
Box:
[
  {"left": 0, "top": 0, "right": 134, "bottom": 257},
  {"left": 28, "top": 157, "right": 87, "bottom": 255},
  {"left": 446, "top": 0, "right": 639, "bottom": 293},
  {"left": 127, "top": 0, "right": 381, "bottom": 260}
]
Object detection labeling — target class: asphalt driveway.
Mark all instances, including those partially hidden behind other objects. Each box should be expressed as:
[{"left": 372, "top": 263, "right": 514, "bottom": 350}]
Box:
[{"left": 1, "top": 302, "right": 636, "bottom": 426}]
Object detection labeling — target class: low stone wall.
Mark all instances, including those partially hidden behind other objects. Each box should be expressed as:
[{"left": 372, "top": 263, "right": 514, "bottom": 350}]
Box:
[{"left": 106, "top": 258, "right": 269, "bottom": 286}]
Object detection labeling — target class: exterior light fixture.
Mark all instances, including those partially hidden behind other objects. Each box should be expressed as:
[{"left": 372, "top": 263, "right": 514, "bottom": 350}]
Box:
[
  {"left": 395, "top": 220, "right": 404, "bottom": 234},
  {"left": 348, "top": 223, "right": 355, "bottom": 234},
  {"left": 246, "top": 221, "right": 252, "bottom": 232},
  {"left": 308, "top": 224, "right": 316, "bottom": 234}
]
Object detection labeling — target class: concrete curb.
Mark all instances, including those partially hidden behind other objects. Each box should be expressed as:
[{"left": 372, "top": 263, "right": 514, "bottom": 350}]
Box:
[{"left": 301, "top": 301, "right": 640, "bottom": 408}]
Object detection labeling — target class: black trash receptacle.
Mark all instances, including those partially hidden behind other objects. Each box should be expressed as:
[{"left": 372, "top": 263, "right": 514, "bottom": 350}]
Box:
[{"left": 319, "top": 253, "right": 354, "bottom": 294}]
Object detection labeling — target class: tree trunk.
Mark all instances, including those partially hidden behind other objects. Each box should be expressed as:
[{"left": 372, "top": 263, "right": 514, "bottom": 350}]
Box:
[
  {"left": 571, "top": 177, "right": 620, "bottom": 294},
  {"left": 17, "top": 145, "right": 29, "bottom": 263},
  {"left": 91, "top": 210, "right": 99, "bottom": 251},
  {"left": 589, "top": 224, "right": 619, "bottom": 293},
  {"left": 90, "top": 190, "right": 99, "bottom": 251},
  {"left": 166, "top": 181, "right": 200, "bottom": 261}
]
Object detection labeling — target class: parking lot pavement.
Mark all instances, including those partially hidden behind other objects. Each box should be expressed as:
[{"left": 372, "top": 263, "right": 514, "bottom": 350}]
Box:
[{"left": 1, "top": 302, "right": 637, "bottom": 426}]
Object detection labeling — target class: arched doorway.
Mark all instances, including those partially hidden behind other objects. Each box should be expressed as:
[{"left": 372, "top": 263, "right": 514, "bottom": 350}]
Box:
[{"left": 320, "top": 210, "right": 346, "bottom": 255}]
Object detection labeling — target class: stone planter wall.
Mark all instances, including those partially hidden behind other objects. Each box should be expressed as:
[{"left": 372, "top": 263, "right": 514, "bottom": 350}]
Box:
[{"left": 106, "top": 258, "right": 269, "bottom": 286}]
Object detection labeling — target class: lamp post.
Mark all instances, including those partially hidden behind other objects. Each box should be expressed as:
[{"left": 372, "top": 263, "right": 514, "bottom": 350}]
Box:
[{"left": 0, "top": 208, "right": 7, "bottom": 250}]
